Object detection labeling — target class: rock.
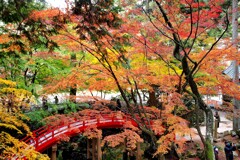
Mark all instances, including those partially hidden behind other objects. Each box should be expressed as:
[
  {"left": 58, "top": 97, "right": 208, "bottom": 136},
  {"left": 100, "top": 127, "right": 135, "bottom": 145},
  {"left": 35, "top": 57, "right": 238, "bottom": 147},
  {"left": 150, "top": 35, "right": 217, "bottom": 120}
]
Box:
[
  {"left": 223, "top": 130, "right": 230, "bottom": 136},
  {"left": 231, "top": 131, "right": 237, "bottom": 137},
  {"left": 236, "top": 129, "right": 240, "bottom": 137},
  {"left": 236, "top": 143, "right": 240, "bottom": 149},
  {"left": 223, "top": 137, "right": 229, "bottom": 142},
  {"left": 233, "top": 151, "right": 238, "bottom": 157},
  {"left": 218, "top": 132, "right": 224, "bottom": 138},
  {"left": 213, "top": 138, "right": 221, "bottom": 143}
]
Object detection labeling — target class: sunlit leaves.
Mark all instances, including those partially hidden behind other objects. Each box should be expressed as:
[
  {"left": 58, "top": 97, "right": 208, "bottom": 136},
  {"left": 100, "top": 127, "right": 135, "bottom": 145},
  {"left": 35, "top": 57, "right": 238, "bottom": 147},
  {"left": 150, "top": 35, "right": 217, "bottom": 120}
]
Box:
[
  {"left": 83, "top": 125, "right": 102, "bottom": 139},
  {"left": 155, "top": 114, "right": 191, "bottom": 155},
  {"left": 0, "top": 132, "right": 49, "bottom": 160},
  {"left": 102, "top": 129, "right": 143, "bottom": 151},
  {"left": 0, "top": 78, "right": 48, "bottom": 159}
]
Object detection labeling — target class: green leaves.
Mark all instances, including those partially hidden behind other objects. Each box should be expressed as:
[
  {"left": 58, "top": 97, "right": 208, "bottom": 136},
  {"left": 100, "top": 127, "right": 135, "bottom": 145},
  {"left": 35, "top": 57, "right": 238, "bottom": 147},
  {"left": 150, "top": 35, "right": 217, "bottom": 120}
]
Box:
[
  {"left": 25, "top": 110, "right": 50, "bottom": 130},
  {"left": 0, "top": 0, "right": 45, "bottom": 24}
]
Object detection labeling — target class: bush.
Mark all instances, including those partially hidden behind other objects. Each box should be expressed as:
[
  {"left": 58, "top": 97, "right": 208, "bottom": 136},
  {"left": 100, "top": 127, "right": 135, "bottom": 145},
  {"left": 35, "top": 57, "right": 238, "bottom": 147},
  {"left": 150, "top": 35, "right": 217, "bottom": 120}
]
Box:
[{"left": 25, "top": 109, "right": 51, "bottom": 130}]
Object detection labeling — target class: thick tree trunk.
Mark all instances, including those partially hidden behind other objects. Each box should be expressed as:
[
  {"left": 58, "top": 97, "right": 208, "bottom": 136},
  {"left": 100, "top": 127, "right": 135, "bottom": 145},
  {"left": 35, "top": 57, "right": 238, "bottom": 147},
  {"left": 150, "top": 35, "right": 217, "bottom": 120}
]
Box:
[
  {"left": 155, "top": 1, "right": 215, "bottom": 158},
  {"left": 204, "top": 108, "right": 214, "bottom": 142},
  {"left": 204, "top": 108, "right": 215, "bottom": 160},
  {"left": 232, "top": 0, "right": 240, "bottom": 131},
  {"left": 205, "top": 138, "right": 215, "bottom": 160},
  {"left": 70, "top": 53, "right": 77, "bottom": 103},
  {"left": 147, "top": 90, "right": 158, "bottom": 107},
  {"left": 182, "top": 55, "right": 214, "bottom": 159},
  {"left": 182, "top": 56, "right": 214, "bottom": 142}
]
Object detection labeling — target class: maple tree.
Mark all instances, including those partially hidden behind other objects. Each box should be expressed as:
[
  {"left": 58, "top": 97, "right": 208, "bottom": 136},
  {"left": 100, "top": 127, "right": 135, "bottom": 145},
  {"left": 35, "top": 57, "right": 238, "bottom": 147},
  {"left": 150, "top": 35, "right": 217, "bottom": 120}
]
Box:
[
  {"left": 117, "top": 0, "right": 233, "bottom": 159},
  {"left": 0, "top": 78, "right": 49, "bottom": 159},
  {"left": 0, "top": 1, "right": 63, "bottom": 159},
  {"left": 0, "top": 0, "right": 65, "bottom": 96},
  {"left": 38, "top": 0, "right": 236, "bottom": 159},
  {"left": 89, "top": 1, "right": 236, "bottom": 159},
  {"left": 0, "top": 0, "right": 238, "bottom": 159}
]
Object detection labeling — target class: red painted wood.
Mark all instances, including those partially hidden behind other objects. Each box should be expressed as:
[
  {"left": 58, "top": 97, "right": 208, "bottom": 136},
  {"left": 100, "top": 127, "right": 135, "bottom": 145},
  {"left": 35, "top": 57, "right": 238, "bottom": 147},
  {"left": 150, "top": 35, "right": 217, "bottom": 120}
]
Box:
[{"left": 22, "top": 113, "right": 137, "bottom": 153}]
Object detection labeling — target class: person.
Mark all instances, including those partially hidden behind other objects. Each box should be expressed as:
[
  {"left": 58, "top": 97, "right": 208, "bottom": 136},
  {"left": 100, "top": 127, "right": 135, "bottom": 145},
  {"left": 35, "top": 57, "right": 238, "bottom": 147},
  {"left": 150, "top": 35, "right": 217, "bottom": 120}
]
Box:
[
  {"left": 224, "top": 142, "right": 236, "bottom": 160},
  {"left": 214, "top": 111, "right": 220, "bottom": 128},
  {"left": 116, "top": 99, "right": 122, "bottom": 110},
  {"left": 54, "top": 96, "right": 59, "bottom": 104},
  {"left": 214, "top": 146, "right": 219, "bottom": 160},
  {"left": 42, "top": 96, "right": 48, "bottom": 110}
]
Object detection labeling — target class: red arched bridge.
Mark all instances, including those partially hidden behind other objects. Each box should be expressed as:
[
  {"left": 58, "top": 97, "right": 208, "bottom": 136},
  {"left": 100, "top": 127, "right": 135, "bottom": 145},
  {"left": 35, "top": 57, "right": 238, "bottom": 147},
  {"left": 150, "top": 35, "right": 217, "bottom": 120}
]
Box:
[{"left": 21, "top": 112, "right": 138, "bottom": 152}]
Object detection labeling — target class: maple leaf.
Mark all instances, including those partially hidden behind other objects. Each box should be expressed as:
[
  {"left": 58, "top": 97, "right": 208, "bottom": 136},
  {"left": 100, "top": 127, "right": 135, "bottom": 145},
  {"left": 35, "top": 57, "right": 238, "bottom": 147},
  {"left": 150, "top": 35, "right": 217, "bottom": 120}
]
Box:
[
  {"left": 102, "top": 129, "right": 143, "bottom": 151},
  {"left": 83, "top": 125, "right": 102, "bottom": 139}
]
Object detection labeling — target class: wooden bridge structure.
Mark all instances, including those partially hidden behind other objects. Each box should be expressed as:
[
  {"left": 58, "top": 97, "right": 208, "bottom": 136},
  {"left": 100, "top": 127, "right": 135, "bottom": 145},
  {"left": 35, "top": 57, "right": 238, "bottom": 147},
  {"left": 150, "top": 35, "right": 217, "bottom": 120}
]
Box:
[{"left": 19, "top": 112, "right": 141, "bottom": 160}]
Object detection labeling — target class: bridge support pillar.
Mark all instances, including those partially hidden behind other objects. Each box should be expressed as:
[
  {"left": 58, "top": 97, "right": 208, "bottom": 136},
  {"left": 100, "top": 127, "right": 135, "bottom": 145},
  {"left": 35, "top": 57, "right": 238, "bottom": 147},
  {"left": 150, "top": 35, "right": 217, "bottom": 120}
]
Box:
[
  {"left": 92, "top": 138, "right": 96, "bottom": 160},
  {"left": 136, "top": 142, "right": 142, "bottom": 160},
  {"left": 122, "top": 141, "right": 142, "bottom": 160},
  {"left": 97, "top": 136, "right": 102, "bottom": 160},
  {"left": 87, "top": 139, "right": 91, "bottom": 160},
  {"left": 51, "top": 144, "right": 57, "bottom": 160},
  {"left": 87, "top": 138, "right": 102, "bottom": 160}
]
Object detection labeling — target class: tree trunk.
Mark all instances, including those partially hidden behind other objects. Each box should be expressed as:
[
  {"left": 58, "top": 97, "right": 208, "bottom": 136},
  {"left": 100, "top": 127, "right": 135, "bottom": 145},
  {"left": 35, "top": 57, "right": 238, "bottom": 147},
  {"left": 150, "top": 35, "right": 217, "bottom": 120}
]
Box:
[
  {"left": 204, "top": 108, "right": 214, "bottom": 142},
  {"left": 147, "top": 85, "right": 159, "bottom": 107},
  {"left": 205, "top": 138, "right": 215, "bottom": 160},
  {"left": 232, "top": 0, "right": 240, "bottom": 131},
  {"left": 147, "top": 90, "right": 158, "bottom": 107},
  {"left": 203, "top": 108, "right": 215, "bottom": 159},
  {"left": 70, "top": 53, "right": 77, "bottom": 103},
  {"left": 182, "top": 55, "right": 214, "bottom": 159},
  {"left": 70, "top": 87, "right": 77, "bottom": 103},
  {"left": 146, "top": 0, "right": 150, "bottom": 12}
]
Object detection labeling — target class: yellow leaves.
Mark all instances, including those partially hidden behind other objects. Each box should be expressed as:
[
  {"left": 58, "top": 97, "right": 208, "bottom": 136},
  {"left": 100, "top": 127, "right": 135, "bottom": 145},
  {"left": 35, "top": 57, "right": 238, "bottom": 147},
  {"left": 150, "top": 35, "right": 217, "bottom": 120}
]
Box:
[
  {"left": 0, "top": 78, "right": 16, "bottom": 87},
  {"left": 0, "top": 87, "right": 33, "bottom": 112},
  {"left": 0, "top": 78, "right": 44, "bottom": 159},
  {"left": 0, "top": 123, "right": 23, "bottom": 134},
  {"left": 202, "top": 37, "right": 216, "bottom": 45},
  {"left": 0, "top": 132, "right": 49, "bottom": 160},
  {"left": 0, "top": 88, "right": 31, "bottom": 96},
  {"left": 0, "top": 79, "right": 33, "bottom": 106},
  {"left": 0, "top": 111, "right": 31, "bottom": 135}
]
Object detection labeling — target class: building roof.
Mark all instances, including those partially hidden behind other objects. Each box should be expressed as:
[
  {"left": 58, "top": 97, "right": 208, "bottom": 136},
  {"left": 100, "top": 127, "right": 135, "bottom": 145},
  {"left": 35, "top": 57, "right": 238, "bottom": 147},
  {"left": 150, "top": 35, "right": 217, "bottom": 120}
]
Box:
[{"left": 223, "top": 62, "right": 240, "bottom": 79}]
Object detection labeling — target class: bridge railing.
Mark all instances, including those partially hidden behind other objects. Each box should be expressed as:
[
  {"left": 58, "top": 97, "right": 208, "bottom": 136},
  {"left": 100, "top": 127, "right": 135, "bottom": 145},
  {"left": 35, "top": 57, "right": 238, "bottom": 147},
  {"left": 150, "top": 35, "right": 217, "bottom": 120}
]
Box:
[{"left": 21, "top": 112, "right": 137, "bottom": 152}]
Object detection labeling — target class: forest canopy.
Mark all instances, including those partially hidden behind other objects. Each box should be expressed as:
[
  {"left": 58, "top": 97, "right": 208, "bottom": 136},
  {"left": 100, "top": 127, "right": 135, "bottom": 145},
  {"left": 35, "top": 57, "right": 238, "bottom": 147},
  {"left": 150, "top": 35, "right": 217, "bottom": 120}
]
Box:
[{"left": 0, "top": 0, "right": 239, "bottom": 159}]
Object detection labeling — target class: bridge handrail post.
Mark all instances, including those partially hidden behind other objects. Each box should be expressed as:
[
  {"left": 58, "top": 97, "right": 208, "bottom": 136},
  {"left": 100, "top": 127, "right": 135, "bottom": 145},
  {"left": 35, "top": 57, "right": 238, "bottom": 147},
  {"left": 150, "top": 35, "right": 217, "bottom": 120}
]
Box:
[
  {"left": 52, "top": 130, "right": 54, "bottom": 138},
  {"left": 124, "top": 115, "right": 128, "bottom": 121},
  {"left": 35, "top": 137, "right": 39, "bottom": 148},
  {"left": 111, "top": 114, "right": 114, "bottom": 122},
  {"left": 97, "top": 117, "right": 100, "bottom": 125}
]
